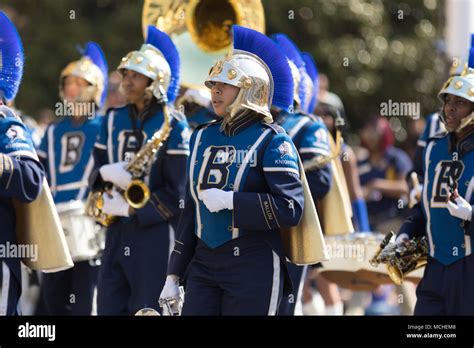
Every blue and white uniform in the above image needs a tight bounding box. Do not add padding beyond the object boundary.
[399,129,474,314]
[413,112,444,178]
[38,116,103,315]
[169,119,304,315]
[92,104,190,314]
[0,107,44,315]
[0,12,45,316]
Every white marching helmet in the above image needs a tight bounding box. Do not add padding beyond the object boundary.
[205,25,294,122]
[438,67,474,132]
[117,26,180,103]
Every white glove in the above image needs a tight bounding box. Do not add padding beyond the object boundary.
[99,162,132,190]
[395,233,409,244]
[159,275,181,314]
[198,188,234,213]
[408,183,423,208]
[102,189,130,217]
[447,196,472,222]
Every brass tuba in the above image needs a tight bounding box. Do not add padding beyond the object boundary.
[370,231,428,285]
[142,0,266,88]
[86,104,172,226]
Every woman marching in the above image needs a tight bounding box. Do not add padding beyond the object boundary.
[160,25,305,315]
[90,26,190,315]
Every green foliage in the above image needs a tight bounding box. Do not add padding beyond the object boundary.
[2,0,448,134]
[263,0,447,131]
[1,0,143,116]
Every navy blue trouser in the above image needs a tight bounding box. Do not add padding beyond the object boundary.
[0,260,21,315]
[42,260,98,315]
[415,255,474,315]
[97,218,172,315]
[182,238,283,316]
[278,263,307,315]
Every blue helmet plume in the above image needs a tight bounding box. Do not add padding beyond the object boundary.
[469,33,474,69]
[83,42,108,107]
[146,26,181,102]
[233,25,294,112]
[271,33,307,110]
[0,12,24,101]
[302,52,319,113]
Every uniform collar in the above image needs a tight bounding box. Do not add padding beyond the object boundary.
[449,125,474,156]
[220,110,262,136]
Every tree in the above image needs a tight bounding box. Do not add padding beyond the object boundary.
[263,0,446,137]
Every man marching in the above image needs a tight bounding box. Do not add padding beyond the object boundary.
[396,66,474,315]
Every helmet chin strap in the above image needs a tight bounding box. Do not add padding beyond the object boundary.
[441,110,474,133]
[456,111,474,133]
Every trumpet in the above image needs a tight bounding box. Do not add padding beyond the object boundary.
[86,104,172,226]
[370,231,428,285]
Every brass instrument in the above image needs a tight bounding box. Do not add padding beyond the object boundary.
[280,156,329,265]
[142,0,265,87]
[309,113,354,235]
[14,178,74,272]
[86,105,172,226]
[303,127,343,171]
[370,231,428,285]
[135,286,185,316]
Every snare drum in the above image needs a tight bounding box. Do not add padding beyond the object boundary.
[320,233,424,291]
[56,200,103,262]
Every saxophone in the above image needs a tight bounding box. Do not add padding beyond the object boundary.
[369,231,428,285]
[86,104,172,226]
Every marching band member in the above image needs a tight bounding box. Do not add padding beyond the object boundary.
[270,34,332,315]
[161,25,303,315]
[396,67,474,315]
[37,42,108,315]
[409,39,472,205]
[0,12,45,315]
[91,26,190,315]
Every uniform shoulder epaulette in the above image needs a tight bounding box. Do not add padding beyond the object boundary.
[264,122,285,134]
[427,129,449,142]
[194,119,222,131]
[0,105,21,120]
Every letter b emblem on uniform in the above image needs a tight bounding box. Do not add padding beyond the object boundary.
[199,146,236,190]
